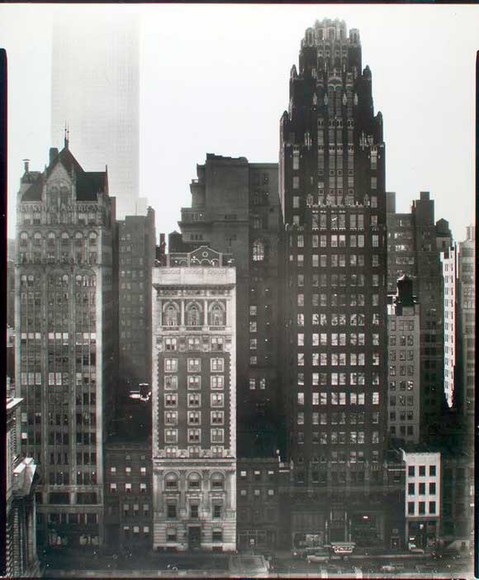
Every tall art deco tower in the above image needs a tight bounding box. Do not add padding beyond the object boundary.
[280,20,388,488]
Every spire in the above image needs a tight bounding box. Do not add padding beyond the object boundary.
[64,122,70,149]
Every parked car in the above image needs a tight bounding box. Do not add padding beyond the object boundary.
[409,546,425,554]
[306,550,330,563]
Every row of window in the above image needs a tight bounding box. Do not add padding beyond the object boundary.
[407,465,437,477]
[164,526,223,542]
[109,466,148,476]
[296,371,376,386]
[298,352,381,366]
[19,231,98,243]
[164,337,224,352]
[298,293,380,307]
[295,392,379,405]
[162,303,225,327]
[290,233,380,249]
[164,393,224,408]
[297,332,379,346]
[298,313,380,326]
[164,428,225,444]
[407,501,437,516]
[297,430,380,444]
[164,472,224,489]
[389,395,415,407]
[164,411,224,426]
[109,483,148,493]
[164,375,224,390]
[164,358,225,373]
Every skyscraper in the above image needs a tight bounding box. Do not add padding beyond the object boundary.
[151,246,237,552]
[51,14,139,218]
[15,142,117,548]
[280,18,388,479]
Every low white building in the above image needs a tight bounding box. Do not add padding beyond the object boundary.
[401,450,441,550]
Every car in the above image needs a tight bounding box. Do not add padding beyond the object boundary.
[380,564,396,572]
[409,546,425,554]
[306,551,330,563]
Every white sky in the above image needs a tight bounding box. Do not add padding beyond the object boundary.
[1,4,477,241]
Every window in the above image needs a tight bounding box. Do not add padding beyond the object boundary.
[213,505,222,519]
[165,338,177,351]
[188,429,201,443]
[211,393,224,407]
[165,474,178,490]
[429,501,436,514]
[165,376,178,390]
[164,304,178,326]
[418,502,425,515]
[419,465,426,477]
[211,376,224,390]
[167,504,177,519]
[188,473,201,489]
[429,465,436,477]
[252,240,265,261]
[188,375,201,390]
[211,337,224,351]
[186,303,201,326]
[190,504,199,518]
[408,502,415,515]
[188,358,201,372]
[165,358,178,373]
[212,531,223,543]
[210,304,225,326]
[211,358,224,372]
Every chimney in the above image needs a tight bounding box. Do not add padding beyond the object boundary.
[49,147,59,165]
[23,159,30,173]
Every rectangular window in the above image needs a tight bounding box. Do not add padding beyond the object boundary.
[187,358,201,372]
[211,358,224,372]
[211,375,224,390]
[164,358,178,372]
[188,375,201,390]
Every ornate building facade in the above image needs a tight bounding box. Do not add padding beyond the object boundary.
[15,141,117,547]
[152,247,237,551]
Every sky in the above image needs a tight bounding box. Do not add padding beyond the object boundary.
[1,4,477,242]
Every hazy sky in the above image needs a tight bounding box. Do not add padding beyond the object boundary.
[1,4,477,242]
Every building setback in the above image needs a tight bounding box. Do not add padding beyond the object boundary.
[387,276,421,444]
[15,141,117,547]
[175,154,283,457]
[386,192,447,443]
[152,246,237,552]
[280,18,388,479]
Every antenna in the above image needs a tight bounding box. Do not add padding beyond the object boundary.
[64,121,70,148]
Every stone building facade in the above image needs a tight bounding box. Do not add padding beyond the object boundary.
[15,141,117,547]
[152,247,237,551]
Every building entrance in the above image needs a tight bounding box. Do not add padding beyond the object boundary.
[188,526,201,551]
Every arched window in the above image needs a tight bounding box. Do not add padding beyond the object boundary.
[61,232,69,243]
[211,473,224,490]
[74,232,83,244]
[164,304,178,327]
[88,232,97,246]
[186,303,201,327]
[164,473,178,490]
[33,232,42,246]
[209,303,224,326]
[252,240,265,262]
[19,232,29,247]
[188,472,201,490]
